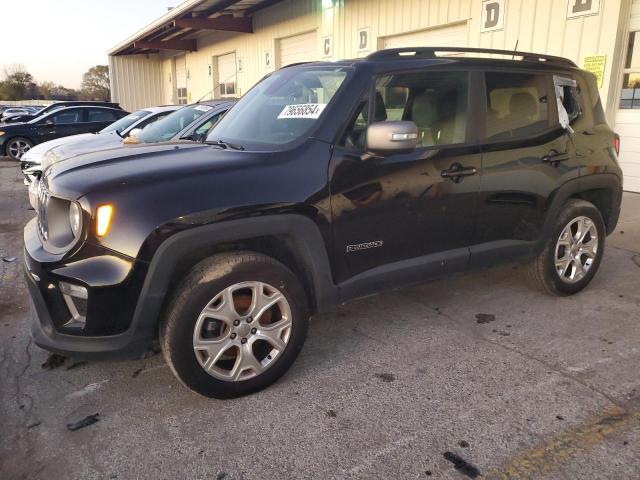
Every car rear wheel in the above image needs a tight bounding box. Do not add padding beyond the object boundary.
[6,137,33,160]
[527,199,605,295]
[160,251,309,398]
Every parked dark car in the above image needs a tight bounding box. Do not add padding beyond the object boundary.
[0,106,129,160]
[25,48,622,399]
[2,101,122,124]
[127,99,235,144]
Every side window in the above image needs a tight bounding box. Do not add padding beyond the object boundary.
[374,71,469,147]
[51,109,82,124]
[485,72,549,140]
[194,113,223,137]
[87,109,119,122]
[553,76,582,127]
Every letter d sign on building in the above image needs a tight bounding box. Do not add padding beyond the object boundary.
[481,0,505,33]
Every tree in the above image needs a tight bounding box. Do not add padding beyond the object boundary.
[80,65,110,101]
[0,64,38,100]
[38,81,79,100]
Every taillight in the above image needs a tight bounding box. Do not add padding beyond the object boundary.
[614,134,620,156]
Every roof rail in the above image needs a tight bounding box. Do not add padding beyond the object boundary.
[366,47,577,67]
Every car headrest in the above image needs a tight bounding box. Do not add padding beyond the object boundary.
[411,91,436,128]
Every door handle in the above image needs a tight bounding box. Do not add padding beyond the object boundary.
[541,149,569,164]
[441,162,477,183]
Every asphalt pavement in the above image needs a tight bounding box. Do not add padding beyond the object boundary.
[1,156,639,479]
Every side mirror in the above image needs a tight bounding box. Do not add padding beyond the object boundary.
[128,128,142,137]
[365,121,418,155]
[44,119,54,126]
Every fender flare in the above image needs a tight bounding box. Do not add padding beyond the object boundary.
[128,214,338,340]
[540,173,622,243]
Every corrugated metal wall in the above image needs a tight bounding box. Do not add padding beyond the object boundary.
[109,0,627,114]
[187,0,318,101]
[108,54,165,111]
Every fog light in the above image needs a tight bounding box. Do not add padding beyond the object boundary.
[59,281,88,329]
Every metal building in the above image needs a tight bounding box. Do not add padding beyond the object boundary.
[108,0,640,192]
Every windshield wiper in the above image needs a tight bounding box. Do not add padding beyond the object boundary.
[205,139,245,151]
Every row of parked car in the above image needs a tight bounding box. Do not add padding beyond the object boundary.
[0,104,46,122]
[0,98,235,198]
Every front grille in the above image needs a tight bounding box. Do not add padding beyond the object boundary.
[36,181,50,241]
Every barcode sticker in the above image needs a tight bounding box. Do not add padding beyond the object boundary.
[277,103,326,119]
[194,105,213,112]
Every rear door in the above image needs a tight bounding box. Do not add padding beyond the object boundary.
[85,108,122,132]
[38,108,85,142]
[471,70,579,266]
[330,68,483,293]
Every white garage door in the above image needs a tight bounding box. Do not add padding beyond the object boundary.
[614,0,640,192]
[383,22,468,51]
[217,52,237,98]
[175,55,187,104]
[277,31,317,68]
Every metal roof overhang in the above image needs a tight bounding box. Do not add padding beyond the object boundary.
[108,0,285,56]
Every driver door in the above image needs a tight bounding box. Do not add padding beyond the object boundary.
[329,69,483,296]
[38,108,84,143]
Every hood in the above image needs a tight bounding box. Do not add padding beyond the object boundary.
[44,141,266,200]
[22,133,95,163]
[1,114,35,123]
[0,120,32,129]
[44,131,123,167]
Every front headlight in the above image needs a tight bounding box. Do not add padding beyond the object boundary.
[69,202,82,237]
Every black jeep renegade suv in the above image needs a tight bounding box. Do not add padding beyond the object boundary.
[24,47,623,398]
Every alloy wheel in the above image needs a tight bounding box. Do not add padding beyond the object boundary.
[554,216,598,283]
[192,281,292,381]
[8,139,31,160]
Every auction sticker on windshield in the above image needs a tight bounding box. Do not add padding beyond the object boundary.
[194,105,213,112]
[278,103,326,119]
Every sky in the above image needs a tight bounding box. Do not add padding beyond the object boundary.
[0,0,181,88]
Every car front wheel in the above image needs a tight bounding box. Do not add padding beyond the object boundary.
[527,199,605,295]
[160,251,310,398]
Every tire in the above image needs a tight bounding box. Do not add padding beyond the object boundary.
[5,137,33,161]
[527,199,605,296]
[160,251,310,398]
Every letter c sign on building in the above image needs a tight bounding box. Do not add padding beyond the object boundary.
[481,0,505,33]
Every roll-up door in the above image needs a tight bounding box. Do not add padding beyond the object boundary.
[383,23,468,51]
[277,31,318,68]
[614,0,640,192]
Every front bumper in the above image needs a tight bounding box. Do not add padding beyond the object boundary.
[24,218,154,359]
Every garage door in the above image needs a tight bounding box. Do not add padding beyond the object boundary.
[383,22,468,51]
[175,55,187,104]
[217,52,237,98]
[277,31,317,68]
[614,0,640,192]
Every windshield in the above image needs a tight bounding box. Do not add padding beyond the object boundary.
[101,110,151,134]
[137,104,213,143]
[206,67,348,149]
